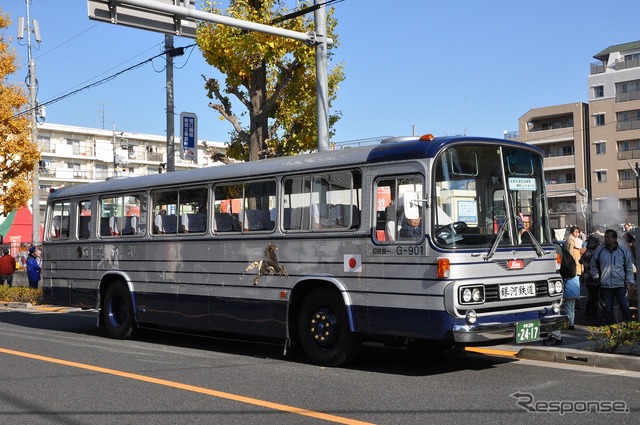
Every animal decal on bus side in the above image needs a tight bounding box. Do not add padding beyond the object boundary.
[244,242,289,285]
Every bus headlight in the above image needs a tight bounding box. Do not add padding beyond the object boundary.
[459,286,484,304]
[465,310,477,325]
[555,281,563,294]
[548,280,563,295]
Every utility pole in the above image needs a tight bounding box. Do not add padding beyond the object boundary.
[314,1,329,152]
[165,34,175,172]
[19,0,42,245]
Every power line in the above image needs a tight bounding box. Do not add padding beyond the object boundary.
[13,44,197,119]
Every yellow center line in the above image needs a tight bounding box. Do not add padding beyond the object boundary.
[0,347,374,425]
[464,346,519,357]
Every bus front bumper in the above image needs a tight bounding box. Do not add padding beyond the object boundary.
[451,314,569,344]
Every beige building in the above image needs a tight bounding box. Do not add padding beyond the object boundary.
[588,40,640,228]
[35,122,227,223]
[515,103,590,232]
[510,40,640,233]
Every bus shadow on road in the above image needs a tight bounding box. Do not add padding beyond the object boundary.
[0,309,516,376]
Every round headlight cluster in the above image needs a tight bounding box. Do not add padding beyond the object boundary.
[548,280,563,295]
[461,287,482,303]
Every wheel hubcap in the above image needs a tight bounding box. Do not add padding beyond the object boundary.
[309,308,338,347]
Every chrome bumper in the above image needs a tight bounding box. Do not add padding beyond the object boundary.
[452,314,568,344]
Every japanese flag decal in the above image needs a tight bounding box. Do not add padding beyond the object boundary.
[344,254,362,272]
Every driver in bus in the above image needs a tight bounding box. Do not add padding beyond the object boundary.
[399,215,422,240]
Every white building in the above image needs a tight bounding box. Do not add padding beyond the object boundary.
[35,122,227,220]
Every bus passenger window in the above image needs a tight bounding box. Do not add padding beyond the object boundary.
[49,201,71,241]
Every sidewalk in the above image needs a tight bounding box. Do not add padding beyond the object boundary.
[494,306,640,372]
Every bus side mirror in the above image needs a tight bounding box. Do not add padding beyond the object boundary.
[403,192,419,220]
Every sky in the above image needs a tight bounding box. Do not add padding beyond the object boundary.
[3,0,640,146]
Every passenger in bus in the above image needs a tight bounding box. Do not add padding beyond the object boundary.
[109,215,119,236]
[154,209,166,234]
[399,216,422,240]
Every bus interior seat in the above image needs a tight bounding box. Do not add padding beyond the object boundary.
[100,217,112,237]
[162,214,178,234]
[78,216,91,238]
[244,209,265,231]
[121,216,138,235]
[214,212,234,232]
[182,213,206,233]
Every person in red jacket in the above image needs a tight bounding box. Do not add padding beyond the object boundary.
[0,248,17,287]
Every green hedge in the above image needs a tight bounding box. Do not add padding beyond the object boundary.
[589,321,640,354]
[0,284,44,305]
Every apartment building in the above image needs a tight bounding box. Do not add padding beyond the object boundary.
[515,103,590,232]
[509,40,640,233]
[588,40,640,228]
[34,122,227,222]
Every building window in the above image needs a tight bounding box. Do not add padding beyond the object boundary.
[565,173,575,183]
[561,145,574,156]
[594,114,605,126]
[593,85,604,98]
[620,169,634,181]
[622,199,634,210]
[595,170,607,183]
[595,142,606,154]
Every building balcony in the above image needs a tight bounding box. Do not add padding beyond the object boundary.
[543,154,575,169]
[617,149,640,160]
[545,182,577,194]
[615,57,640,71]
[616,91,640,103]
[617,118,640,131]
[590,62,606,75]
[619,179,637,190]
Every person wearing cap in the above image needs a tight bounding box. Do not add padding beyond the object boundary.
[0,248,16,287]
[26,245,42,289]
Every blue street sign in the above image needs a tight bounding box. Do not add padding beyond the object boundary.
[180,112,197,162]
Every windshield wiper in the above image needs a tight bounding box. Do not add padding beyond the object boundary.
[484,218,509,261]
[517,214,546,258]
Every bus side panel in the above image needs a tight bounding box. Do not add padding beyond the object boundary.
[42,244,72,306]
[208,295,287,338]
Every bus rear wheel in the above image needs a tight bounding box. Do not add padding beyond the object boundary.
[297,287,362,366]
[102,282,136,339]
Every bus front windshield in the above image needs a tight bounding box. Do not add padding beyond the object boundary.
[432,144,552,248]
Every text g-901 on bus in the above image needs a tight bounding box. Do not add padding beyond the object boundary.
[42,134,568,366]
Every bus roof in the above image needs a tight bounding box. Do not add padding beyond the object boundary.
[47,135,538,200]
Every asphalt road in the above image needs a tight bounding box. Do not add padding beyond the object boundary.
[1,308,639,424]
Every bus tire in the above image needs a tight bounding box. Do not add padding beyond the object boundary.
[298,287,362,366]
[102,282,136,339]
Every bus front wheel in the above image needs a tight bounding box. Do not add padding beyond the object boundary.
[297,288,361,366]
[102,282,136,339]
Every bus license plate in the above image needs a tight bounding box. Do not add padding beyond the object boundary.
[516,319,540,343]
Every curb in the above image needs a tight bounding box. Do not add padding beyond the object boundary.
[517,346,640,372]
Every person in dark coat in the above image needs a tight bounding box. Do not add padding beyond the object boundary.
[26,245,41,289]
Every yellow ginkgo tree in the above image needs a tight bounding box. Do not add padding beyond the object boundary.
[0,8,40,215]
[198,0,344,161]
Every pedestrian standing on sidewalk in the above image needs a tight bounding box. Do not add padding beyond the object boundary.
[590,229,634,325]
[26,245,41,289]
[566,226,586,309]
[0,248,16,287]
[560,242,580,330]
[580,236,602,320]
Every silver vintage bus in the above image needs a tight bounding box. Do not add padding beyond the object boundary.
[42,134,567,366]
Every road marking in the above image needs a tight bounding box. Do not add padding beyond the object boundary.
[464,346,518,357]
[0,347,374,425]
